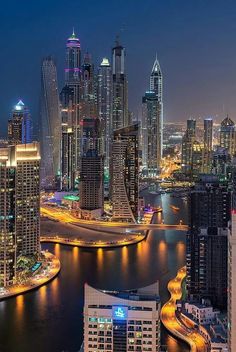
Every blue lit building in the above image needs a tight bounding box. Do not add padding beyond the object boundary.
[84,281,161,351]
[8,100,32,145]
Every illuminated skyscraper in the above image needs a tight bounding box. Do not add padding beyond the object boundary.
[40,57,61,189]
[142,91,162,175]
[65,29,81,85]
[98,58,112,172]
[203,118,213,173]
[0,149,16,287]
[220,115,235,157]
[112,38,128,130]
[141,57,163,175]
[229,212,236,352]
[186,175,230,310]
[84,281,161,352]
[79,149,104,220]
[181,119,204,179]
[80,52,97,121]
[0,143,40,287]
[8,100,32,145]
[60,30,81,190]
[111,124,139,223]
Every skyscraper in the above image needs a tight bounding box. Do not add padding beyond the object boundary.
[65,29,81,85]
[203,118,213,172]
[111,124,139,223]
[14,143,41,257]
[229,211,236,352]
[79,150,104,220]
[98,58,112,173]
[0,148,16,287]
[84,281,161,352]
[40,57,61,189]
[141,57,163,175]
[60,31,81,190]
[181,119,204,179]
[220,115,235,157]
[112,38,128,130]
[186,175,231,310]
[8,100,32,145]
[142,91,162,175]
[0,143,41,287]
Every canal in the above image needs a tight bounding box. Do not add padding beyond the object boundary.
[0,193,189,352]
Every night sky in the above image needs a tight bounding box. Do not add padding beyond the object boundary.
[1,0,236,135]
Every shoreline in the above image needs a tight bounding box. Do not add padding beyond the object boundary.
[0,251,60,301]
[40,232,146,248]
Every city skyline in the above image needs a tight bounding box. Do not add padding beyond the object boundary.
[1,1,236,134]
[1,2,236,351]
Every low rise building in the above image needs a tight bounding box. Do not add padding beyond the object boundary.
[84,281,161,352]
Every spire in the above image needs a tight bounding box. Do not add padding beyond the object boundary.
[71,27,76,38]
[151,55,161,74]
[14,100,25,111]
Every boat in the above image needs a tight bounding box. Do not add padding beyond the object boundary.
[170,205,180,211]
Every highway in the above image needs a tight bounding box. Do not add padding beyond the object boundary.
[161,267,209,352]
[41,206,188,231]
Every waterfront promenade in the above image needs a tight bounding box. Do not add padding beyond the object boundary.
[0,252,60,301]
[161,267,209,352]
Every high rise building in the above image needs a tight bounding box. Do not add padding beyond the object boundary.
[186,175,231,310]
[150,56,163,158]
[80,52,97,121]
[40,57,61,189]
[14,143,41,257]
[141,57,163,175]
[84,281,161,352]
[111,124,139,223]
[142,91,162,175]
[0,149,16,287]
[220,115,235,157]
[0,143,40,287]
[229,212,236,352]
[112,38,128,130]
[81,118,100,156]
[79,150,104,220]
[65,29,81,85]
[181,119,204,179]
[8,100,32,145]
[203,118,213,172]
[60,30,81,190]
[98,58,112,173]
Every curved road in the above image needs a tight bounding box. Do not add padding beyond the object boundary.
[161,267,209,352]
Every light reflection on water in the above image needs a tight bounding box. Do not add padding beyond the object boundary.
[0,193,189,352]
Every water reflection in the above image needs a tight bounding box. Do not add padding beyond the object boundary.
[54,243,60,257]
[72,246,79,263]
[16,295,24,321]
[0,193,188,352]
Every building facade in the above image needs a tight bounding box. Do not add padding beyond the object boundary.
[0,143,40,287]
[112,39,128,130]
[203,118,213,172]
[60,31,81,190]
[228,212,236,352]
[186,175,230,310]
[40,57,61,189]
[8,100,32,145]
[220,116,235,157]
[141,57,163,175]
[79,150,104,220]
[111,124,139,223]
[142,91,162,175]
[0,149,16,287]
[84,281,161,352]
[97,58,112,173]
